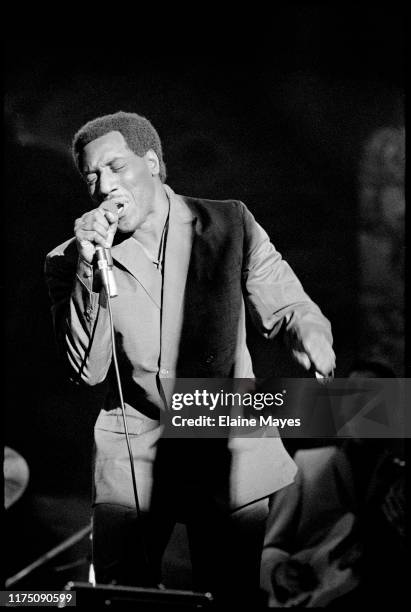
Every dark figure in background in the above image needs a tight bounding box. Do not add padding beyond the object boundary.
[45,111,335,605]
[332,361,406,608]
[260,360,405,608]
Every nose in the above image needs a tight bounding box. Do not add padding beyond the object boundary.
[97,168,118,199]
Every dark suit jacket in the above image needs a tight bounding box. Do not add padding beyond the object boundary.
[45,186,332,510]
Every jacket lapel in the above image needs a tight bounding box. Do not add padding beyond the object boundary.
[110,186,197,362]
[111,237,162,308]
[160,187,195,371]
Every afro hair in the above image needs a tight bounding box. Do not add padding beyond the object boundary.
[72,111,167,182]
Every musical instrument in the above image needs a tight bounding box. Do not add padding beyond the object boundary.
[4,446,30,509]
[271,513,360,608]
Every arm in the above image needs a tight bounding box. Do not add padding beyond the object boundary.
[241,203,335,375]
[45,202,121,385]
[45,243,112,385]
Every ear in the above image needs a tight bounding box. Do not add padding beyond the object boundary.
[144,149,160,177]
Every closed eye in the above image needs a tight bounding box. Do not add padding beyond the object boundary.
[111,163,127,172]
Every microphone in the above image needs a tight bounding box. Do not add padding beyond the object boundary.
[94,201,124,298]
[95,246,118,297]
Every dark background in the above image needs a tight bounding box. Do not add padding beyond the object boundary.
[4,6,405,589]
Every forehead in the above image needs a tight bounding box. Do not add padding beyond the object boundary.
[81,131,130,169]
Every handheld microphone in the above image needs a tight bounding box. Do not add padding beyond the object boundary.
[95,246,118,297]
[94,201,124,297]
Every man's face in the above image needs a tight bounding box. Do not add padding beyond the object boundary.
[81,130,157,233]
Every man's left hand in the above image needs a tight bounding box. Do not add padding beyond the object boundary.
[291,331,336,376]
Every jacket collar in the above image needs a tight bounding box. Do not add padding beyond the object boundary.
[110,185,195,307]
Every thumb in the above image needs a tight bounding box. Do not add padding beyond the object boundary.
[101,209,119,248]
[106,220,118,247]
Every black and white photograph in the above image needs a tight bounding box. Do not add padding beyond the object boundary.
[4,7,406,609]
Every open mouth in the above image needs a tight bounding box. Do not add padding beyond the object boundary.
[116,203,125,217]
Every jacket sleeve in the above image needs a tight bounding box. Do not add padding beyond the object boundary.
[45,244,112,386]
[241,203,333,346]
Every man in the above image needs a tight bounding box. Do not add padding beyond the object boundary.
[45,111,335,604]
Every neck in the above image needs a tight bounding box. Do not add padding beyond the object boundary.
[132,184,170,253]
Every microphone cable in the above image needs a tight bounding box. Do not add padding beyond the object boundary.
[103,281,153,586]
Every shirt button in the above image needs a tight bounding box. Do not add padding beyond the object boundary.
[160,368,169,376]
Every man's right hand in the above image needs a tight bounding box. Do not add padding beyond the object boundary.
[74,205,119,264]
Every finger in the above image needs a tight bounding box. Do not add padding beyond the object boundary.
[305,338,335,363]
[76,230,111,248]
[104,210,119,225]
[303,339,336,375]
[77,224,110,247]
[75,210,109,232]
[313,355,336,376]
[86,208,110,224]
[106,223,118,243]
[314,363,335,378]
[104,213,119,245]
[99,200,122,217]
[80,219,110,236]
[292,350,311,371]
[94,207,111,224]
